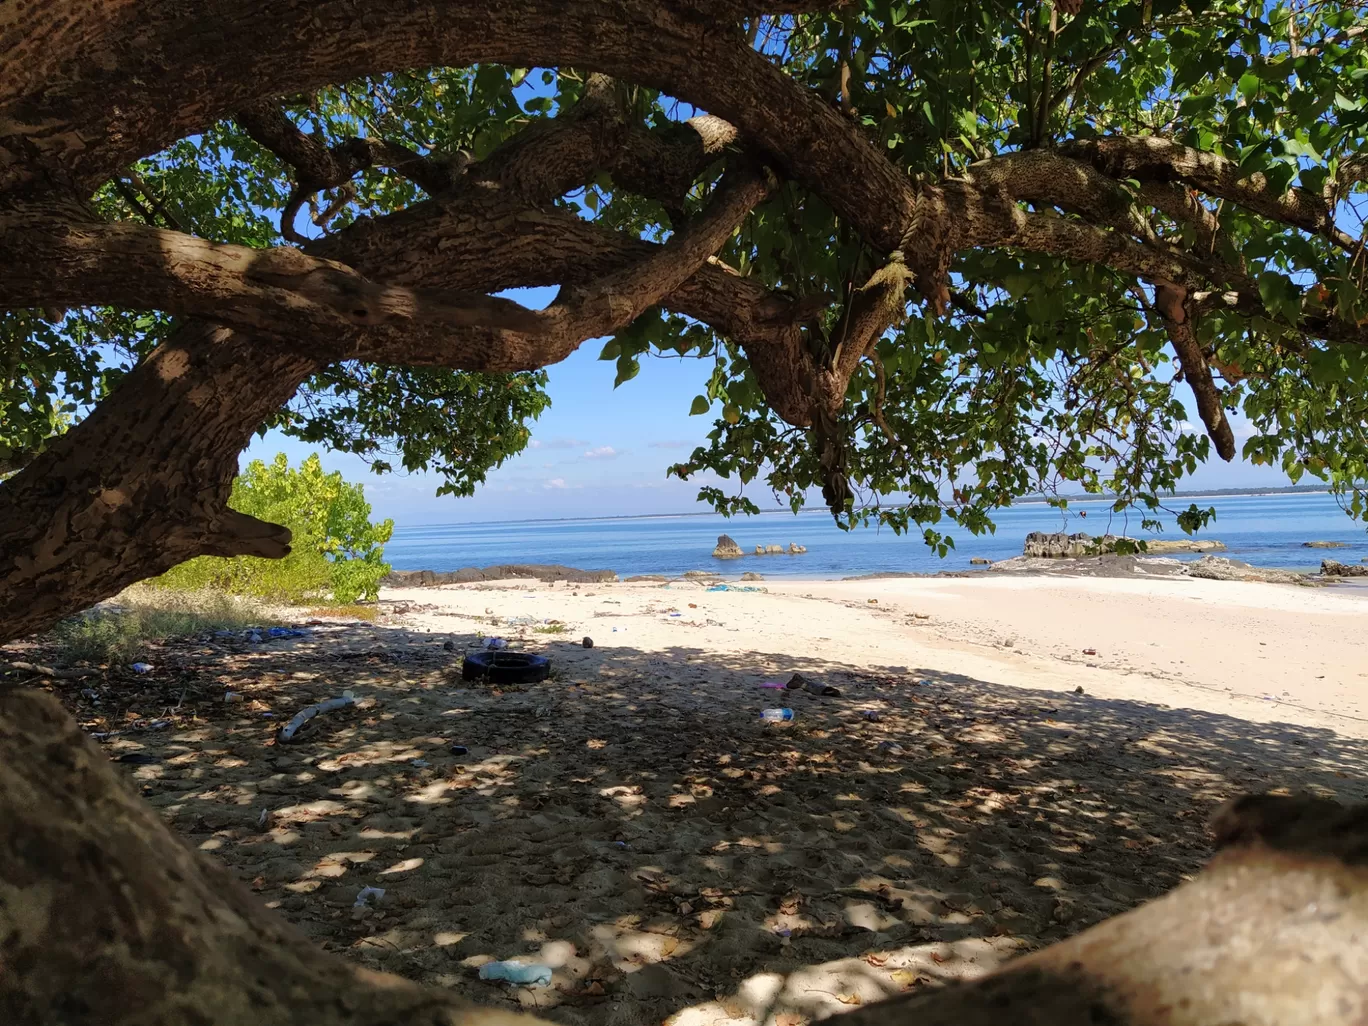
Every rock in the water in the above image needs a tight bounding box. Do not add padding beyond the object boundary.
[1304,540,1348,548]
[712,534,744,559]
[1143,538,1226,554]
[755,545,765,555]
[969,557,991,565]
[787,543,807,554]
[383,564,617,587]
[742,572,765,581]
[1321,560,1368,577]
[1185,556,1311,585]
[766,544,784,554]
[1022,531,1224,557]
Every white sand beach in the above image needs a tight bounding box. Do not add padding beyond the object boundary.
[88,573,1368,1025]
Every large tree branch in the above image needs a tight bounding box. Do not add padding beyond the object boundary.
[1061,135,1358,251]
[0,203,547,350]
[345,164,774,369]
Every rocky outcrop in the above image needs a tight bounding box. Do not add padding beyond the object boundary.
[1304,540,1348,548]
[682,570,721,579]
[624,575,669,583]
[969,557,991,565]
[742,571,765,581]
[1321,560,1368,577]
[753,544,796,555]
[1185,556,1311,585]
[383,564,618,587]
[711,534,744,559]
[1144,538,1226,554]
[788,543,807,554]
[1023,531,1224,557]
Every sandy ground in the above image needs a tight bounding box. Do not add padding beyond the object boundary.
[49,574,1368,1025]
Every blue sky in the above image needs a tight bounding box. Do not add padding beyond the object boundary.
[242,293,1297,527]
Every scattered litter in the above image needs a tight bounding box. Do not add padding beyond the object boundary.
[113,752,161,765]
[485,637,509,650]
[260,711,275,718]
[450,745,469,757]
[759,681,787,689]
[277,690,357,743]
[789,672,839,697]
[130,662,153,674]
[506,616,539,626]
[353,886,386,908]
[867,598,878,605]
[267,627,308,639]
[258,809,271,828]
[143,719,171,730]
[247,631,264,644]
[1082,648,1097,656]
[878,741,905,756]
[478,961,553,987]
[411,758,430,768]
[760,708,795,723]
[863,710,883,722]
[223,691,243,703]
[669,613,682,618]
[774,927,792,938]
[582,637,594,649]
[613,840,629,849]
[706,584,765,593]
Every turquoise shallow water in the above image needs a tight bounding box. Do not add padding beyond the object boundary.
[385,492,1368,580]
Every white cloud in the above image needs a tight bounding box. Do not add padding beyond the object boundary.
[648,440,693,449]
[584,446,621,460]
[532,437,589,450]
[544,478,568,489]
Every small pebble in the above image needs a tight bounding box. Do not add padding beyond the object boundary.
[582,637,594,648]
[450,745,469,757]
[1074,686,1085,695]
[443,640,456,652]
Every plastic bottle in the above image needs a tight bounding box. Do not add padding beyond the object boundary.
[760,708,794,722]
[478,960,553,986]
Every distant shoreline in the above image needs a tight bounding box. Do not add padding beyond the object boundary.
[397,486,1335,531]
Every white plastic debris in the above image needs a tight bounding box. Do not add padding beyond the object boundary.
[277,690,356,743]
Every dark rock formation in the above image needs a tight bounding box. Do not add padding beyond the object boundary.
[1321,560,1368,577]
[711,534,744,558]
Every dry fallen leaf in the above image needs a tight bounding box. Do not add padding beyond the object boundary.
[837,993,863,1006]
[890,969,920,989]
[864,952,890,967]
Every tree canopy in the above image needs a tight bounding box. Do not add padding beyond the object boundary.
[2,0,1367,638]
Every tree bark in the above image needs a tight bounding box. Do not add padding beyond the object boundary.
[0,323,318,642]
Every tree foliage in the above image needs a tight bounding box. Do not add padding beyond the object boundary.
[3,0,1368,639]
[155,454,394,604]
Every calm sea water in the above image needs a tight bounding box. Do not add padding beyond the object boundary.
[385,492,1368,580]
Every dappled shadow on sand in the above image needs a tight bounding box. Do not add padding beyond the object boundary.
[46,617,1368,1026]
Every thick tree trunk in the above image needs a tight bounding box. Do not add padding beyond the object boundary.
[0,323,318,643]
[0,685,552,1026]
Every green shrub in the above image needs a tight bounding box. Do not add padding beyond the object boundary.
[154,453,393,604]
[54,586,278,665]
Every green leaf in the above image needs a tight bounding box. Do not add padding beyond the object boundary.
[689,395,711,416]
